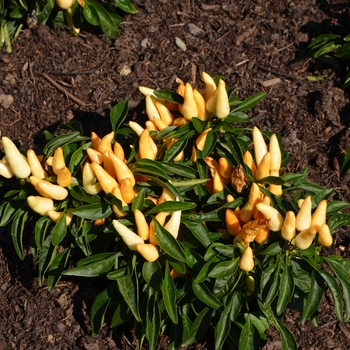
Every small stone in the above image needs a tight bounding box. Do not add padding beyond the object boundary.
[175,37,187,51]
[188,23,204,36]
[119,64,132,76]
[0,94,14,109]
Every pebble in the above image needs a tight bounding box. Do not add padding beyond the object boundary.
[0,94,14,109]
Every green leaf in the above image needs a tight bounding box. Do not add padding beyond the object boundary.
[340,147,350,176]
[153,89,184,104]
[181,218,212,248]
[117,275,142,322]
[51,212,67,246]
[327,200,350,215]
[34,216,52,255]
[69,185,101,204]
[114,0,137,14]
[196,257,222,283]
[208,258,239,279]
[263,259,281,306]
[142,260,163,292]
[318,269,344,321]
[224,110,250,123]
[274,319,298,350]
[63,254,118,277]
[192,280,222,309]
[302,270,324,323]
[111,300,132,327]
[161,260,178,324]
[72,203,113,220]
[161,162,197,179]
[48,248,71,292]
[145,201,196,215]
[163,131,194,162]
[215,298,233,350]
[11,208,29,260]
[191,117,206,133]
[43,131,81,156]
[68,142,90,175]
[182,307,212,346]
[153,217,187,262]
[38,233,57,287]
[110,98,129,134]
[0,200,26,227]
[91,283,116,336]
[202,130,218,158]
[146,292,161,350]
[238,314,255,350]
[276,258,294,315]
[233,92,266,112]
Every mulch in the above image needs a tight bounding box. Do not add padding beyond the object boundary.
[1,0,350,349]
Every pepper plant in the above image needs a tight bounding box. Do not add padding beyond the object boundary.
[1,72,350,350]
[0,0,136,52]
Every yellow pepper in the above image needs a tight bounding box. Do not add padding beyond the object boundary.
[27,196,54,216]
[27,149,48,179]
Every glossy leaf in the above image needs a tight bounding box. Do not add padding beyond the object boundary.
[161,260,178,324]
[48,248,71,292]
[318,269,343,321]
[208,258,239,279]
[146,292,161,350]
[63,254,118,277]
[215,298,233,350]
[117,275,142,322]
[233,92,266,112]
[238,314,255,350]
[72,203,113,220]
[276,259,294,315]
[182,307,212,346]
[302,270,324,323]
[153,89,184,104]
[275,319,298,350]
[110,98,129,133]
[145,201,196,215]
[11,208,28,260]
[181,218,212,248]
[192,280,222,309]
[153,217,187,262]
[142,260,163,292]
[91,283,116,336]
[51,212,67,246]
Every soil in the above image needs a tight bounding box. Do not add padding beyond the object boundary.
[1,0,350,349]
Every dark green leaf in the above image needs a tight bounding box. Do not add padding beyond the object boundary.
[233,92,266,112]
[153,217,187,262]
[192,280,222,309]
[48,248,71,292]
[238,314,255,350]
[224,111,250,123]
[208,258,239,279]
[274,319,298,350]
[182,307,212,346]
[215,298,232,350]
[69,185,101,204]
[302,270,324,323]
[51,212,67,246]
[146,292,161,350]
[11,208,28,260]
[153,90,184,104]
[114,0,138,14]
[72,203,113,220]
[142,260,163,292]
[110,98,129,133]
[117,275,142,322]
[161,260,178,324]
[318,269,343,321]
[38,233,57,287]
[68,142,90,175]
[91,283,116,336]
[202,130,218,158]
[181,218,212,248]
[276,259,294,315]
[145,201,196,215]
[63,254,118,277]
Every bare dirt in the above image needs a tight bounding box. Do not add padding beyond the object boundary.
[1,0,350,349]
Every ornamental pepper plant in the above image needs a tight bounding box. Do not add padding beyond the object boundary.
[1,71,350,350]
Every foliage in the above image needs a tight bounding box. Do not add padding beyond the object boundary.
[300,33,350,89]
[1,72,350,350]
[0,0,137,52]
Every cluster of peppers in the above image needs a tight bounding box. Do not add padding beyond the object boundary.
[0,71,333,277]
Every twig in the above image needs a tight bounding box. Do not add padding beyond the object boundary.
[50,65,103,76]
[278,43,294,52]
[41,72,88,107]
[258,65,303,85]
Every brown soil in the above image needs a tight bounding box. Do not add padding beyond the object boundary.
[1,0,350,349]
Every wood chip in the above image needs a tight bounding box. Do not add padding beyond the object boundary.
[261,78,281,87]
